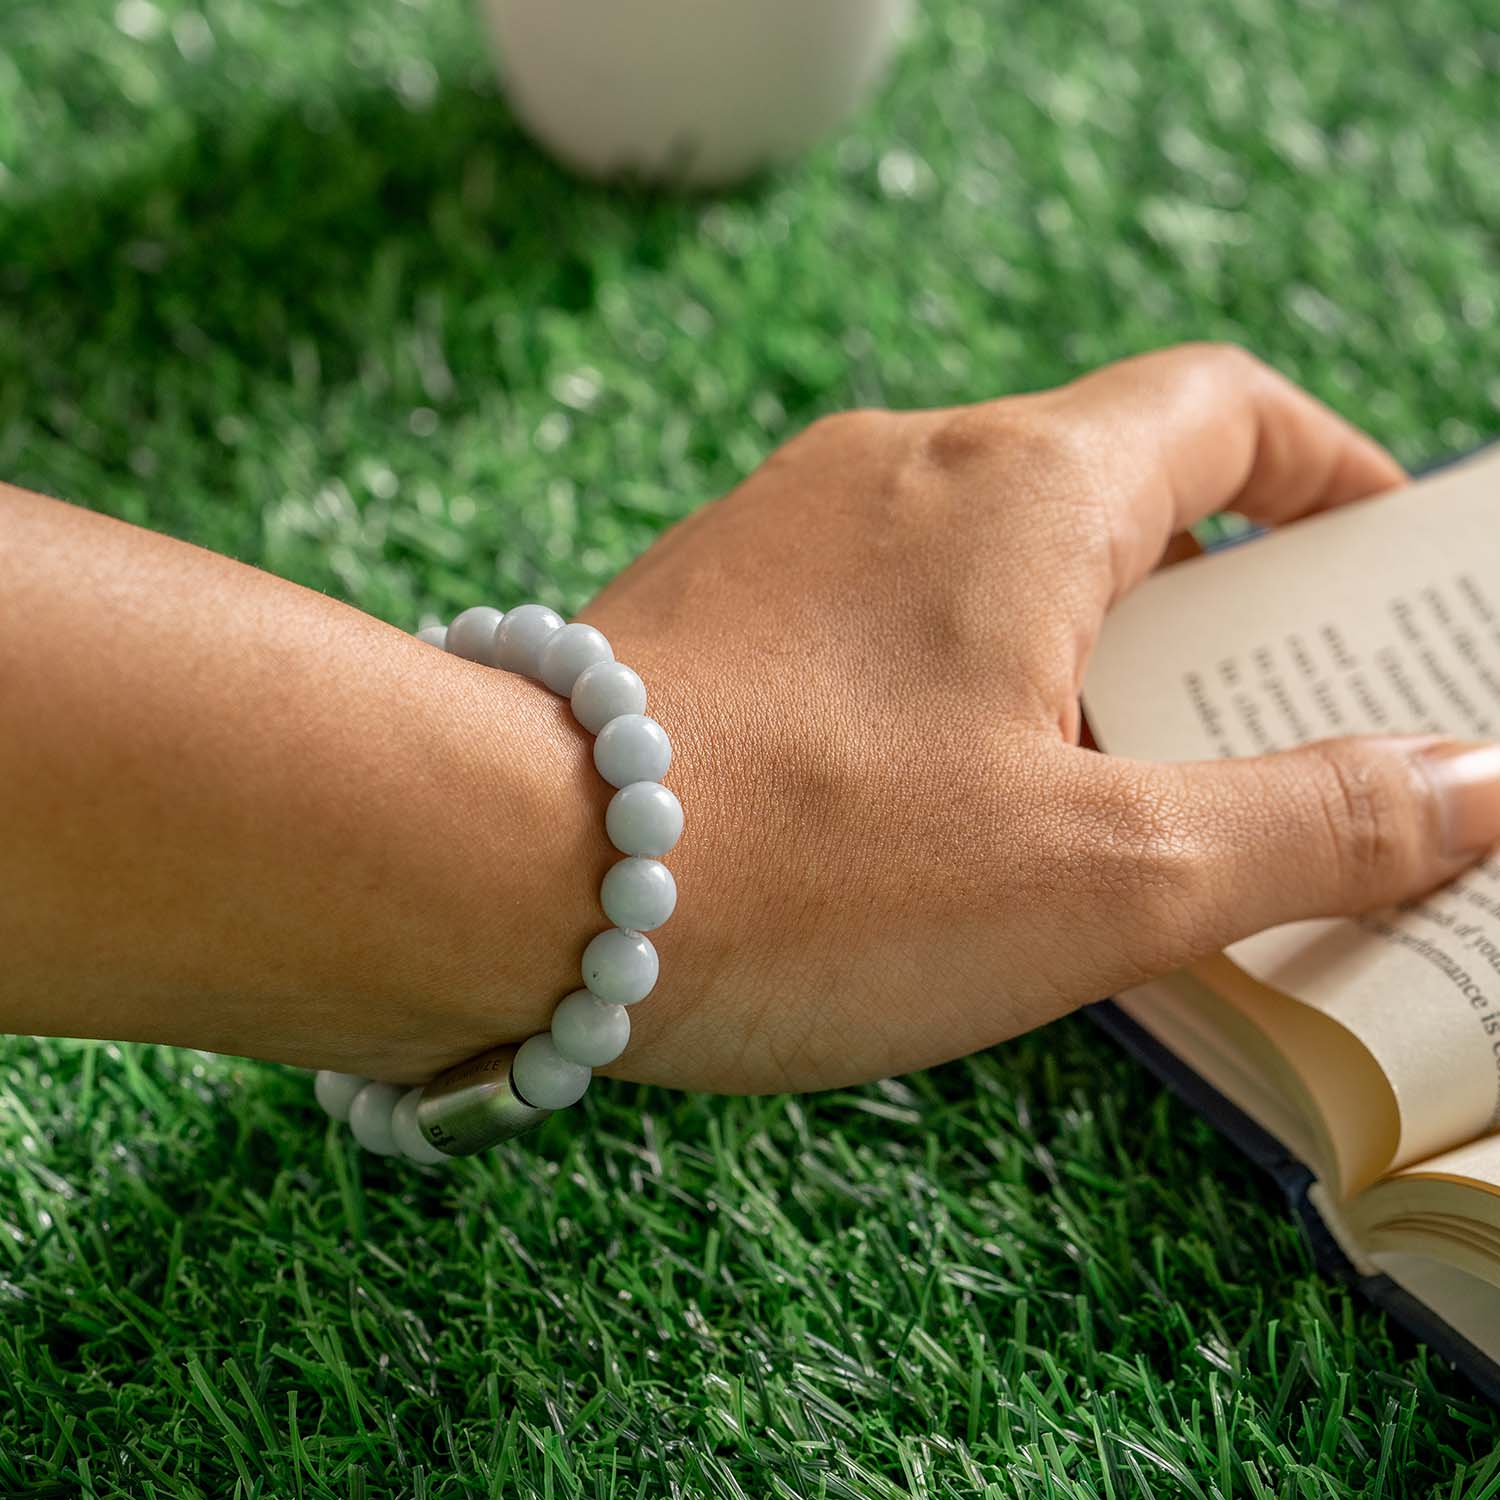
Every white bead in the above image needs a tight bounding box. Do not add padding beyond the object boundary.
[581,927,659,1005]
[446,605,504,663]
[491,603,563,676]
[512,1033,592,1109]
[550,989,631,1067]
[606,782,684,857]
[314,1070,368,1123]
[594,713,671,788]
[571,660,647,734]
[600,857,676,931]
[348,1082,403,1156]
[538,623,614,697]
[416,623,448,649]
[391,1087,448,1164]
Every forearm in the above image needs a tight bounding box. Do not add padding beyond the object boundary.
[0,482,610,1081]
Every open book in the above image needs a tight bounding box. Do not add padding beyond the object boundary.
[1082,445,1500,1389]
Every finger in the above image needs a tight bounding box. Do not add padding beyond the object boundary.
[1078,736,1500,969]
[1043,342,1405,603]
[1158,531,1202,569]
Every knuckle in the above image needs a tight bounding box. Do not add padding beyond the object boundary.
[920,404,1093,486]
[1308,743,1414,897]
[1174,339,1265,382]
[1065,769,1214,959]
[1123,827,1211,950]
[919,407,1003,472]
[1185,341,1293,409]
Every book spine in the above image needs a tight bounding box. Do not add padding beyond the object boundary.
[1087,998,1500,1404]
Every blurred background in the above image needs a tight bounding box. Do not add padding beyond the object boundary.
[2,0,1499,1493]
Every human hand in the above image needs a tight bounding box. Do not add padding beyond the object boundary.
[580,343,1500,1093]
[16,346,1493,1098]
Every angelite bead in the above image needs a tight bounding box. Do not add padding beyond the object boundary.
[600,857,676,931]
[348,1082,404,1156]
[512,1033,592,1109]
[391,1087,448,1164]
[550,989,631,1068]
[445,605,503,663]
[581,927,659,1005]
[415,623,448,649]
[491,603,563,676]
[538,623,614,697]
[605,781,684,857]
[314,1070,367,1123]
[570,660,647,735]
[594,713,671,788]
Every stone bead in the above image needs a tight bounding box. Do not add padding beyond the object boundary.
[581,927,659,1005]
[512,1033,592,1110]
[605,781,684,857]
[570,660,647,735]
[445,605,503,663]
[600,857,676,931]
[348,1082,404,1156]
[415,623,448,650]
[491,603,563,676]
[538,623,614,697]
[314,1070,368,1123]
[391,1087,448,1164]
[550,989,631,1068]
[594,713,671,788]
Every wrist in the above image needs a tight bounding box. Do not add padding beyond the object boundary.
[381,663,617,1081]
[569,615,738,1089]
[318,603,698,1158]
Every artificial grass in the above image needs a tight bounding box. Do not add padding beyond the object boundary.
[2,0,1499,1492]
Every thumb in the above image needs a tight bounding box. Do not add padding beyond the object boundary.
[1107,736,1500,959]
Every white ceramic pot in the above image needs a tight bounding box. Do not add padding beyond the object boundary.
[482,0,912,188]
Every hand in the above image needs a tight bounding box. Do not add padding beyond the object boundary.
[11,345,1492,1096]
[581,343,1498,1093]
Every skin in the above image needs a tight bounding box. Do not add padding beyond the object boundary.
[2,344,1498,1092]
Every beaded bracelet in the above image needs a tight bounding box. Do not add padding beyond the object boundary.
[311,604,682,1163]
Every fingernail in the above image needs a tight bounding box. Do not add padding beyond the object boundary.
[1417,742,1500,858]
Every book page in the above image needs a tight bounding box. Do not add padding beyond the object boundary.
[1116,963,1399,1197]
[1083,449,1500,1172]
[1387,1131,1500,1193]
[1351,1133,1500,1351]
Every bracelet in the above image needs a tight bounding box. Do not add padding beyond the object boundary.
[310,604,682,1163]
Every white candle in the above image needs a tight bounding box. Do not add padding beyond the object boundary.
[482,0,913,188]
